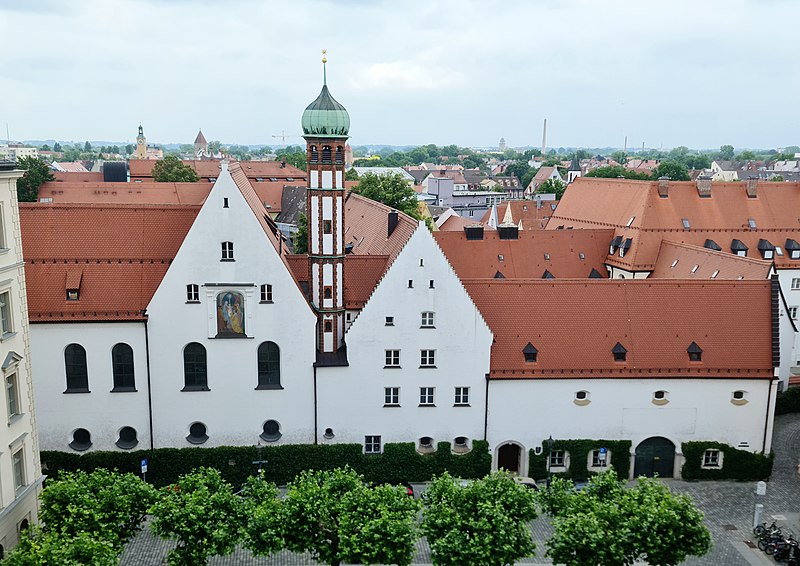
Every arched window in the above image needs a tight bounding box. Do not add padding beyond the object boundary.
[322,145,332,163]
[335,146,344,163]
[310,145,318,163]
[116,426,138,450]
[111,343,135,391]
[256,342,281,389]
[183,343,208,391]
[64,344,89,393]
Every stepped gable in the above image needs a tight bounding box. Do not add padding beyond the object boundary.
[651,241,772,280]
[550,177,800,271]
[462,279,774,379]
[20,203,199,321]
[434,228,612,279]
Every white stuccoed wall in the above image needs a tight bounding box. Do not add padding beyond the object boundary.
[30,322,150,451]
[487,377,774,477]
[146,164,317,448]
[317,224,493,449]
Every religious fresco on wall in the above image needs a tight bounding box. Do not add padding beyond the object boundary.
[216,291,245,336]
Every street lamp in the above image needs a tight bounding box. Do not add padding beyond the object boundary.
[546,435,554,488]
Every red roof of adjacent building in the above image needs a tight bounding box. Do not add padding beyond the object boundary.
[478,200,558,230]
[650,241,772,280]
[20,203,200,321]
[128,159,307,182]
[52,171,104,182]
[344,192,417,262]
[549,177,800,271]
[38,182,213,204]
[463,279,775,379]
[285,254,390,309]
[435,229,613,279]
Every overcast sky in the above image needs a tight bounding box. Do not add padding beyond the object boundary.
[1,0,798,150]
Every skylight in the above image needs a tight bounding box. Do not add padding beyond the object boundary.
[626,217,635,227]
[691,265,699,273]
[579,252,585,260]
[544,253,550,261]
[711,270,719,278]
[671,259,679,268]
[681,218,690,230]
[776,247,784,256]
[748,218,757,229]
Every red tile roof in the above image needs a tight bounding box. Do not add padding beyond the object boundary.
[285,254,390,309]
[38,182,213,204]
[437,213,474,232]
[651,241,772,280]
[128,159,307,182]
[52,171,104,182]
[550,178,800,271]
[478,200,558,230]
[20,203,200,321]
[344,192,417,263]
[434,229,613,279]
[463,279,774,379]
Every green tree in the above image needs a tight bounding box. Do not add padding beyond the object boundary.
[542,471,711,566]
[421,470,538,566]
[684,153,711,170]
[38,468,156,552]
[152,155,200,182]
[293,213,308,253]
[83,141,92,152]
[125,144,134,155]
[737,150,757,161]
[537,178,566,199]
[610,150,627,164]
[504,161,531,185]
[770,174,784,181]
[241,472,284,558]
[344,168,359,181]
[650,160,690,181]
[15,156,54,202]
[282,467,420,566]
[150,467,246,566]
[353,172,419,219]
[584,165,651,180]
[718,144,735,160]
[208,140,222,154]
[5,528,118,566]
[276,149,307,171]
[39,144,50,151]
[521,168,536,189]
[53,142,62,152]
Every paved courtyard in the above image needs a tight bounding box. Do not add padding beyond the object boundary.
[120,414,800,565]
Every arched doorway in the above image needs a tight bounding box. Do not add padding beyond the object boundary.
[634,437,675,478]
[497,443,522,473]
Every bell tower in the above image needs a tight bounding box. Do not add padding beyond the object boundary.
[301,51,350,356]
[134,124,147,159]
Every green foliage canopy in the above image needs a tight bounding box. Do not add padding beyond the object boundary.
[537,178,566,199]
[584,165,651,180]
[240,472,284,558]
[650,160,691,181]
[15,156,54,202]
[150,467,246,566]
[541,471,711,566]
[151,155,200,182]
[353,172,419,219]
[5,528,118,566]
[421,470,538,566]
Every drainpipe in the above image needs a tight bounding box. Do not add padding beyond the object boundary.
[313,364,318,444]
[483,373,490,441]
[143,312,155,451]
[763,378,775,453]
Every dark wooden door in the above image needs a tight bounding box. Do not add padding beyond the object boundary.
[634,437,675,478]
[498,443,521,473]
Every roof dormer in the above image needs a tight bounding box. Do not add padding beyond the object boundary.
[731,239,748,257]
[785,239,800,260]
[757,239,775,260]
[687,341,703,362]
[703,239,722,252]
[612,342,627,362]
[523,343,538,363]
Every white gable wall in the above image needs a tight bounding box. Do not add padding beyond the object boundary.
[146,165,317,448]
[317,224,493,450]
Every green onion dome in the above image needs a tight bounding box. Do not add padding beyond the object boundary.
[301,84,350,137]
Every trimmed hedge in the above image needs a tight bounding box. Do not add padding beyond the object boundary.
[528,439,631,481]
[681,441,773,481]
[775,387,800,415]
[41,440,491,488]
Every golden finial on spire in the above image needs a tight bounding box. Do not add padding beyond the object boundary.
[321,49,327,64]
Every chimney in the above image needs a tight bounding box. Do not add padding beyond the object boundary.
[696,175,712,198]
[746,176,758,198]
[387,210,399,237]
[658,176,669,198]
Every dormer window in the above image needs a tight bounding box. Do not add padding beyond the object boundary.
[523,342,538,363]
[758,239,775,260]
[731,239,748,257]
[609,235,622,255]
[619,238,632,258]
[542,270,554,279]
[704,239,722,251]
[612,342,627,362]
[785,239,800,259]
[687,341,703,362]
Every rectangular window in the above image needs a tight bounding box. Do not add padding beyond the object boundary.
[790,306,798,320]
[0,291,11,334]
[550,450,565,467]
[384,387,399,406]
[0,203,6,249]
[186,284,199,302]
[364,435,381,454]
[793,278,800,290]
[260,284,273,302]
[385,350,400,367]
[454,386,469,405]
[323,220,332,234]
[421,312,435,328]
[221,241,234,261]
[591,449,608,468]
[420,349,436,367]
[12,448,25,492]
[702,449,721,467]
[323,320,333,332]
[385,316,394,326]
[6,373,18,418]
[419,387,435,406]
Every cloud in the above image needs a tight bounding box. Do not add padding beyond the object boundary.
[348,60,465,92]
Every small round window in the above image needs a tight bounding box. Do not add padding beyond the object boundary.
[323,427,335,439]
[420,436,433,448]
[576,391,588,400]
[654,390,666,400]
[187,422,208,445]
[733,390,745,400]
[69,428,92,452]
[260,419,281,442]
[116,426,138,450]
[454,436,468,447]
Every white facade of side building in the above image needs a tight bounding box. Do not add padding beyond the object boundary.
[0,168,43,554]
[317,225,492,449]
[488,377,778,477]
